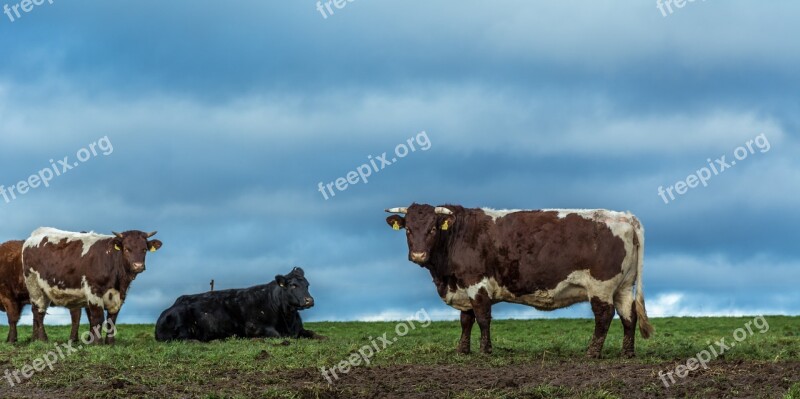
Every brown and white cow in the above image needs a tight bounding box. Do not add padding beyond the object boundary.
[0,240,29,343]
[22,228,163,344]
[385,204,654,358]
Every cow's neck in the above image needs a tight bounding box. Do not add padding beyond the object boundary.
[108,248,137,294]
[426,208,495,288]
[267,284,297,316]
[265,284,300,333]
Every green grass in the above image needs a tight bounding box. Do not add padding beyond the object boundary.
[786,384,800,399]
[0,316,797,398]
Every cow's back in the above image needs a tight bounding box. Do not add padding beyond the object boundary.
[156,290,246,341]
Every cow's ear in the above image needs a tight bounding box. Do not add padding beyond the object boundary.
[112,237,123,251]
[440,215,455,231]
[275,275,288,288]
[148,240,163,252]
[386,215,406,230]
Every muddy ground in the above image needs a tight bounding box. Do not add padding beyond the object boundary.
[2,360,797,398]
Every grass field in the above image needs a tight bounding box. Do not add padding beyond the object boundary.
[0,316,798,398]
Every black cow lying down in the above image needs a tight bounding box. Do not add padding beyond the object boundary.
[155,267,321,342]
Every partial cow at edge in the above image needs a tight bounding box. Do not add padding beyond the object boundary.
[154,267,321,342]
[0,240,29,343]
[22,227,163,344]
[385,203,654,358]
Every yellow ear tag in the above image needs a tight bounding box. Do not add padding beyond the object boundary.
[150,246,157,252]
[392,221,400,230]
[114,244,121,251]
[441,220,449,231]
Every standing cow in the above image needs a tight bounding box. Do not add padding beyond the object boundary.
[385,204,653,358]
[155,267,320,342]
[0,240,29,343]
[22,228,163,344]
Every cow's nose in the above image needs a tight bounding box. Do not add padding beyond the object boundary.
[411,252,428,262]
[305,297,314,307]
[132,262,145,272]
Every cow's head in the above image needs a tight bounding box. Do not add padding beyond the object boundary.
[275,267,314,309]
[385,204,455,265]
[111,230,163,274]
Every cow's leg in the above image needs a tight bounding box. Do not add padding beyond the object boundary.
[2,299,21,343]
[31,303,49,342]
[619,302,638,358]
[105,311,119,345]
[69,308,82,343]
[457,309,475,354]
[471,289,493,354]
[587,297,615,359]
[86,305,105,345]
[614,287,638,358]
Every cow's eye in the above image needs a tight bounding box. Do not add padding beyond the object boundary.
[430,227,437,234]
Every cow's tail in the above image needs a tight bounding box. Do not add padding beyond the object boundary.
[632,216,654,339]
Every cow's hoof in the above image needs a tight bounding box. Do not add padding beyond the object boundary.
[313,334,328,341]
[480,347,492,355]
[622,351,635,359]
[586,352,601,359]
[105,337,116,345]
[456,346,471,355]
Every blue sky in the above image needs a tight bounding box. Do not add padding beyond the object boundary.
[0,1,798,324]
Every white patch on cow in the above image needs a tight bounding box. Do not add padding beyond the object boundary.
[441,272,628,312]
[443,287,472,311]
[25,270,121,312]
[480,208,524,222]
[481,208,631,222]
[102,289,123,314]
[24,271,50,310]
[24,227,112,257]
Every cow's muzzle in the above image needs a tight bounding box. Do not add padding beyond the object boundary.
[132,262,146,273]
[303,297,315,309]
[410,252,428,263]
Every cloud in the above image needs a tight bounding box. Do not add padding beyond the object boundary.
[648,292,794,317]
[1,1,798,326]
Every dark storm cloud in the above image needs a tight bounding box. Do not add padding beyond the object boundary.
[0,0,798,323]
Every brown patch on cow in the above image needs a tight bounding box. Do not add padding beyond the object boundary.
[27,235,114,288]
[0,240,28,342]
[493,211,626,294]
